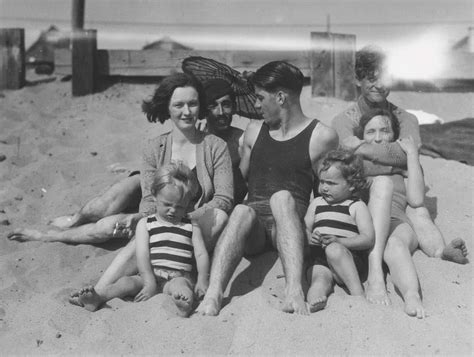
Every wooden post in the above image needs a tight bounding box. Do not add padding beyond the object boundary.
[72,0,85,30]
[0,28,25,90]
[72,29,96,96]
[310,32,356,100]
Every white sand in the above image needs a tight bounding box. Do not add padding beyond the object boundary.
[0,76,472,355]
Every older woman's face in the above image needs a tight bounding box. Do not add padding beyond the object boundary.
[363,115,395,144]
[168,86,200,130]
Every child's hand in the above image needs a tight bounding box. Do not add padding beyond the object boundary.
[320,234,338,247]
[397,137,419,155]
[134,281,157,302]
[194,277,209,300]
[309,230,323,246]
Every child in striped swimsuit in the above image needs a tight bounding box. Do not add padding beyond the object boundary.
[73,162,209,316]
[304,149,375,312]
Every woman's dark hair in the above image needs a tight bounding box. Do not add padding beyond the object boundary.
[319,149,367,196]
[355,108,400,140]
[251,61,304,95]
[142,73,206,123]
[355,45,387,81]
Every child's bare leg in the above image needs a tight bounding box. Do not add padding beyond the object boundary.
[406,206,468,264]
[325,242,364,296]
[306,264,334,313]
[70,275,143,312]
[8,213,131,244]
[95,239,138,294]
[383,224,425,319]
[163,277,195,317]
[50,175,141,229]
[366,176,393,305]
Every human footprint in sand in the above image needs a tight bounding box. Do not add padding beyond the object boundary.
[304,149,374,312]
[332,45,469,307]
[70,162,209,316]
[196,61,338,316]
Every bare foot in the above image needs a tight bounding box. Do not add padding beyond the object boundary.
[308,296,327,313]
[441,238,469,264]
[404,292,425,319]
[195,295,222,316]
[48,215,76,229]
[171,290,194,317]
[7,229,44,242]
[365,281,391,305]
[282,290,309,315]
[68,286,103,312]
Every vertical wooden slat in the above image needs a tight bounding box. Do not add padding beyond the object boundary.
[333,33,356,101]
[72,0,86,30]
[0,28,25,90]
[310,32,334,97]
[72,29,96,96]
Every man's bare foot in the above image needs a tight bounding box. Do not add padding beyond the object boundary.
[282,290,309,315]
[308,296,327,313]
[404,292,425,319]
[171,290,194,317]
[441,238,469,264]
[68,286,103,312]
[48,215,76,229]
[365,281,391,305]
[7,229,44,242]
[195,295,222,316]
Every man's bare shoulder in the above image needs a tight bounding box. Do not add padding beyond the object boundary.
[313,121,339,145]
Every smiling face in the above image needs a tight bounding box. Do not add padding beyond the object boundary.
[357,69,392,104]
[168,86,200,131]
[254,86,280,125]
[318,164,354,204]
[207,94,234,133]
[154,184,189,224]
[362,115,395,144]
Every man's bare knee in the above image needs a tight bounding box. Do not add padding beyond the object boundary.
[231,204,257,222]
[270,190,295,212]
[407,205,431,220]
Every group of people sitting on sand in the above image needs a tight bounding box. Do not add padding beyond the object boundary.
[8,45,468,318]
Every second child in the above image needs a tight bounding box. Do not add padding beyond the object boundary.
[304,149,375,312]
[71,162,209,316]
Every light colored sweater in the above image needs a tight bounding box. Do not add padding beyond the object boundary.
[139,131,234,218]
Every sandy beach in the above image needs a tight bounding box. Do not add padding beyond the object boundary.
[0,74,472,355]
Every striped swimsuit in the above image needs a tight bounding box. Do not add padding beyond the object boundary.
[146,215,194,278]
[312,197,359,238]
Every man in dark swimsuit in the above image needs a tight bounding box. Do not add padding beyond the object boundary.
[197,61,338,316]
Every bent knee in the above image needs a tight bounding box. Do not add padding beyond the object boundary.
[269,190,295,208]
[325,242,351,262]
[231,204,257,221]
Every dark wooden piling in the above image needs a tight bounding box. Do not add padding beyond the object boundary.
[0,28,25,90]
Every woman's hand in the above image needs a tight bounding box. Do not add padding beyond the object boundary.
[397,136,419,156]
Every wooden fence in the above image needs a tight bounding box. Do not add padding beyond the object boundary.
[1,27,357,99]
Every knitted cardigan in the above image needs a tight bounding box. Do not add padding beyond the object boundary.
[139,131,234,218]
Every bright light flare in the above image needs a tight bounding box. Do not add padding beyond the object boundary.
[386,32,449,80]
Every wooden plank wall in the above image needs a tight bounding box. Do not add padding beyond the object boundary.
[55,49,312,77]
